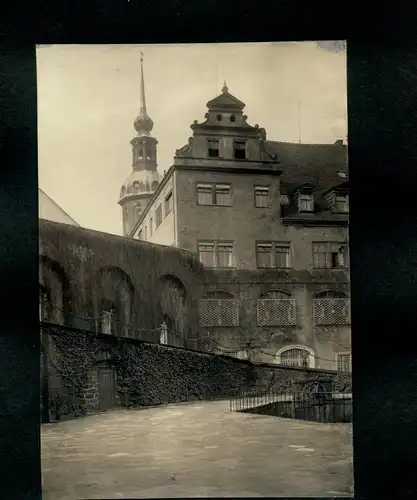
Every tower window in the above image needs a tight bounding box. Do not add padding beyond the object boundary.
[230,114,236,122]
[138,148,144,159]
[149,217,153,236]
[208,139,220,158]
[216,114,222,121]
[233,141,246,159]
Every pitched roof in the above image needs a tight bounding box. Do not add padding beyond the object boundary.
[206,90,246,111]
[266,141,348,196]
[38,188,80,226]
[266,141,349,220]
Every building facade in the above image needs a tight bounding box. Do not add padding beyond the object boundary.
[128,76,351,372]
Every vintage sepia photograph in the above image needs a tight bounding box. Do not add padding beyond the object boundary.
[38,42,351,498]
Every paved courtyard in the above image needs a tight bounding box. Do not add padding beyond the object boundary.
[41,400,353,499]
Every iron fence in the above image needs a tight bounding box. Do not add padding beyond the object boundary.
[230,387,352,423]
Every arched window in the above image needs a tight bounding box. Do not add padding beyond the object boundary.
[276,345,315,368]
[257,290,296,326]
[199,290,239,327]
[313,289,350,326]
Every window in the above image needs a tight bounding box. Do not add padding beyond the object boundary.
[313,242,347,269]
[101,309,116,334]
[138,229,143,240]
[256,242,291,268]
[198,242,215,267]
[197,183,231,206]
[337,352,352,373]
[255,186,269,208]
[215,185,231,206]
[165,191,173,216]
[198,241,235,268]
[217,242,234,267]
[155,204,162,228]
[277,346,315,368]
[257,290,296,326]
[208,139,220,158]
[335,194,349,213]
[144,226,147,240]
[197,184,213,205]
[199,291,239,327]
[135,205,142,218]
[313,290,351,325]
[298,193,314,212]
[138,148,144,159]
[149,217,153,236]
[233,141,246,159]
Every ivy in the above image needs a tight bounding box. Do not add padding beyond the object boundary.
[43,324,351,420]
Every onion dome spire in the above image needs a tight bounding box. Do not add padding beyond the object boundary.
[134,51,154,136]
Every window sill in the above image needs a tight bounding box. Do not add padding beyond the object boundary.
[313,267,349,270]
[256,267,293,270]
[196,203,233,207]
[203,266,237,270]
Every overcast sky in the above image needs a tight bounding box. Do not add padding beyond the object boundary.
[37,42,347,236]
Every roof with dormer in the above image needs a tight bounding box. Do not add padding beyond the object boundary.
[267,140,349,222]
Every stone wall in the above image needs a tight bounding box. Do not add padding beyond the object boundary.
[39,219,205,348]
[42,323,350,422]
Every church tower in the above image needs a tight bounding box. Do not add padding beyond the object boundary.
[119,53,161,236]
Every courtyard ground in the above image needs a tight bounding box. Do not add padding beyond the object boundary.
[41,400,353,499]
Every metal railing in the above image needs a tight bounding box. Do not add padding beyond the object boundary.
[230,387,352,423]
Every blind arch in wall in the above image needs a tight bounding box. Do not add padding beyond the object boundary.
[99,266,134,336]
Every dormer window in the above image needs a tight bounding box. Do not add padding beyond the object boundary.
[335,194,349,213]
[298,193,314,212]
[208,139,220,158]
[233,140,246,159]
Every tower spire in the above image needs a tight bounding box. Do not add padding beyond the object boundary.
[140,51,147,115]
[134,50,154,136]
